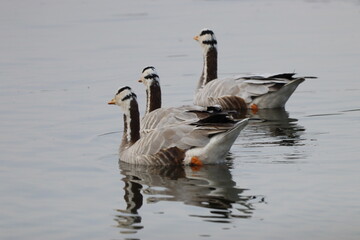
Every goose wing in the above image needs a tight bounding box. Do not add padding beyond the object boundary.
[136,120,234,156]
[140,105,223,134]
[140,107,196,134]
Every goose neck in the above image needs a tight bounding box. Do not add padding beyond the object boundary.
[199,46,218,89]
[146,81,162,114]
[121,99,140,149]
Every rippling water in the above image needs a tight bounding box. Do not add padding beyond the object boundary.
[1,0,360,239]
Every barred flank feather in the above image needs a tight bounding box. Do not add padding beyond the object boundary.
[144,147,185,165]
[208,96,247,111]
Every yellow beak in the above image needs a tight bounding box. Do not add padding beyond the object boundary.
[108,98,116,105]
[193,35,199,41]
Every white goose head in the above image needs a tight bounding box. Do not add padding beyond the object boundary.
[108,86,137,113]
[194,28,217,51]
[139,66,160,87]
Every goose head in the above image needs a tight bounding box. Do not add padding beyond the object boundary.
[138,66,160,87]
[108,86,137,113]
[194,28,217,50]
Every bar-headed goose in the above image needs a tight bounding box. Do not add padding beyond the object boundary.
[193,28,315,111]
[138,66,242,134]
[108,86,248,166]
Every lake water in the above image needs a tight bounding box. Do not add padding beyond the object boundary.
[1,0,360,239]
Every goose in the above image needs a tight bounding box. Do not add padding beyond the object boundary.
[193,28,315,111]
[138,66,242,134]
[108,86,248,166]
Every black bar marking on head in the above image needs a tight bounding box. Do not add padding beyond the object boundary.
[142,66,155,73]
[144,73,159,79]
[202,40,217,45]
[117,86,131,95]
[200,29,214,36]
[121,92,137,102]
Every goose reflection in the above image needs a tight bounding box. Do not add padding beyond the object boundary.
[246,108,306,147]
[114,161,264,233]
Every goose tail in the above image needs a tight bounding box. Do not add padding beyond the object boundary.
[184,118,249,165]
[253,78,305,109]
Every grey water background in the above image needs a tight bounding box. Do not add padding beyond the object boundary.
[1,0,360,239]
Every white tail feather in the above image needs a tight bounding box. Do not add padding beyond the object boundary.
[252,78,305,108]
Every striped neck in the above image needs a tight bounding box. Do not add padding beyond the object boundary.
[121,99,140,150]
[198,46,218,90]
[145,80,161,114]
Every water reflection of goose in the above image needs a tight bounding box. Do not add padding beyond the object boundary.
[114,162,264,233]
[246,108,305,147]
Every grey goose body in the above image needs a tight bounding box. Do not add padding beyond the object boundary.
[108,86,248,166]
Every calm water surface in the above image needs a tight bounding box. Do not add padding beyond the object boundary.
[1,0,360,239]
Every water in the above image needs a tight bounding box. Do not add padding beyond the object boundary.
[1,0,360,239]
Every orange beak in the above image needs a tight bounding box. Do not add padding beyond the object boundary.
[108,98,116,105]
[193,35,199,41]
